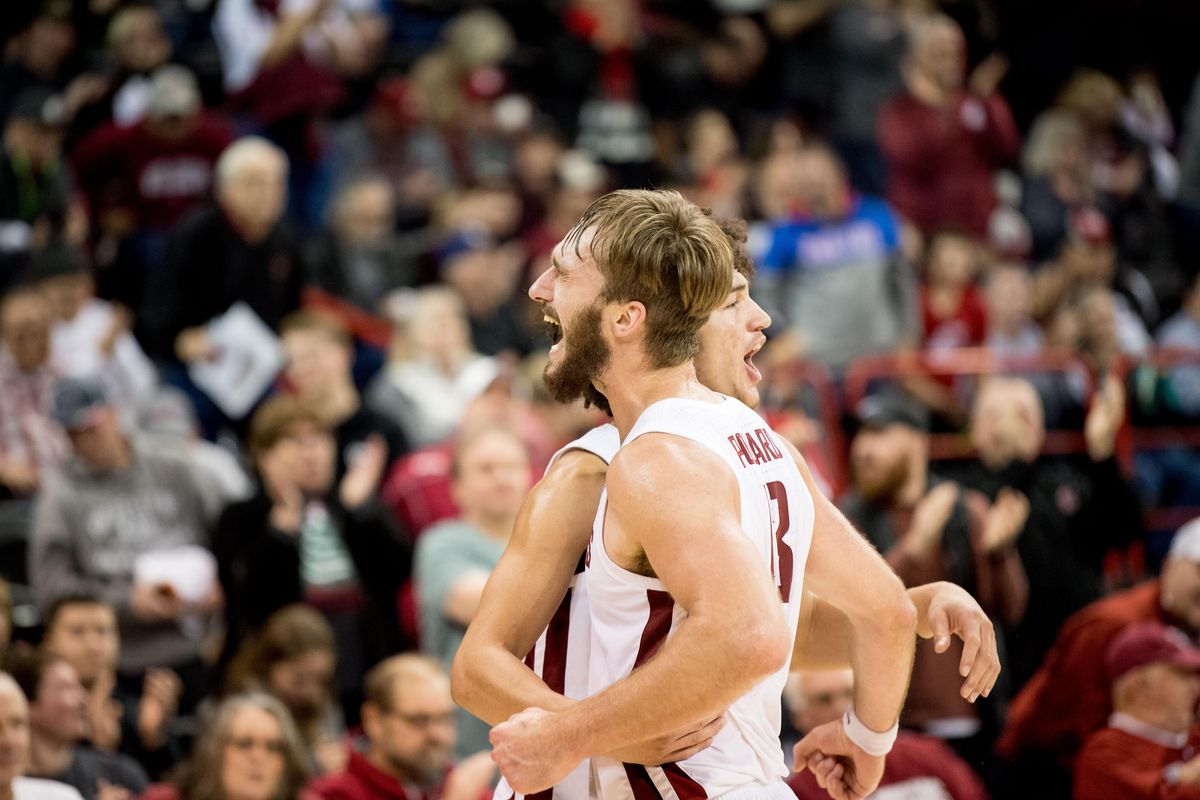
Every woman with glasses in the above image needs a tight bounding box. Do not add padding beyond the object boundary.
[140,693,310,800]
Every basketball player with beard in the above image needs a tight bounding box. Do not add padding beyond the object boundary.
[473,190,919,799]
[451,214,1001,799]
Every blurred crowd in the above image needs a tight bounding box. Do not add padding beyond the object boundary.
[1,0,1200,798]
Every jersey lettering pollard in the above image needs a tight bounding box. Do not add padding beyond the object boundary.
[494,424,620,800]
[586,396,815,799]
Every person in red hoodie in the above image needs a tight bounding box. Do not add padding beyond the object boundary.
[1074,621,1200,799]
[996,517,1200,798]
[786,667,988,800]
[878,15,1020,238]
[71,64,234,237]
[310,655,494,800]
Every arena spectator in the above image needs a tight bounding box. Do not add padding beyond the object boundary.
[414,426,531,757]
[140,692,310,800]
[366,287,500,449]
[211,0,386,225]
[223,606,344,776]
[70,66,235,240]
[0,671,84,800]
[983,263,1044,358]
[785,668,987,800]
[1020,110,1093,260]
[279,312,408,480]
[143,137,300,434]
[956,375,1140,686]
[921,231,989,352]
[1074,622,1200,800]
[0,91,82,284]
[0,287,69,498]
[821,0,911,195]
[436,230,532,358]
[1033,209,1156,350]
[839,391,1027,767]
[878,15,1020,237]
[751,144,918,371]
[997,518,1200,795]
[41,595,181,776]
[0,6,78,128]
[32,243,156,427]
[213,397,410,711]
[303,178,421,314]
[310,654,495,800]
[66,5,173,139]
[1157,273,1200,416]
[28,377,225,691]
[8,650,147,800]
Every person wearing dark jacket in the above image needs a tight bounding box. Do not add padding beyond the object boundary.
[141,137,301,436]
[839,391,1028,772]
[213,396,412,717]
[952,375,1141,689]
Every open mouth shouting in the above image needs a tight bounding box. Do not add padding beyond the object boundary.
[744,336,765,383]
[543,307,563,353]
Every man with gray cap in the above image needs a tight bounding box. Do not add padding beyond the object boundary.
[999,517,1200,797]
[839,390,1028,771]
[28,377,226,706]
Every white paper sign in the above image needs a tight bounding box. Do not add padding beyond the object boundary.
[133,545,218,604]
[189,302,284,419]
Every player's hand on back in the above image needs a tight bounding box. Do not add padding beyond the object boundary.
[607,714,725,765]
[489,707,580,794]
[793,719,885,800]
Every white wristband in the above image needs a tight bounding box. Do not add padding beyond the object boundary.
[842,708,898,756]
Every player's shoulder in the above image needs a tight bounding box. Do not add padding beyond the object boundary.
[552,423,620,467]
[608,432,733,498]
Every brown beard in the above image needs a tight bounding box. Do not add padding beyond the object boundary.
[854,455,910,503]
[543,303,611,404]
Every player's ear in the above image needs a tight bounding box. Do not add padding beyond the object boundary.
[612,301,647,340]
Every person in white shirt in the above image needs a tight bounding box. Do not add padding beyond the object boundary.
[34,243,157,429]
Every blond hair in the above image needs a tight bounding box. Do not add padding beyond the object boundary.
[564,189,734,368]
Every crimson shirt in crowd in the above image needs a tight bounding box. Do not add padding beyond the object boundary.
[71,114,235,232]
[921,284,988,351]
[1074,719,1200,800]
[997,579,1166,767]
[878,90,1020,237]
[310,750,447,800]
[788,731,988,800]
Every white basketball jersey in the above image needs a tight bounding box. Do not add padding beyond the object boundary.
[494,424,621,800]
[586,397,814,799]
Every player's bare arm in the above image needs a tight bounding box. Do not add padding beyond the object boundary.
[452,448,606,723]
[794,582,1000,700]
[452,446,725,767]
[489,435,791,792]
[787,439,916,800]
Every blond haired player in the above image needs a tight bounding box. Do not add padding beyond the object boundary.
[453,193,997,799]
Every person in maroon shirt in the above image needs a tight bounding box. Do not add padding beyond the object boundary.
[310,655,494,800]
[997,518,1200,798]
[786,668,988,800]
[71,65,235,236]
[878,15,1020,238]
[1074,621,1200,799]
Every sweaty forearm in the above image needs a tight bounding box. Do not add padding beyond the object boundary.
[453,642,573,724]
